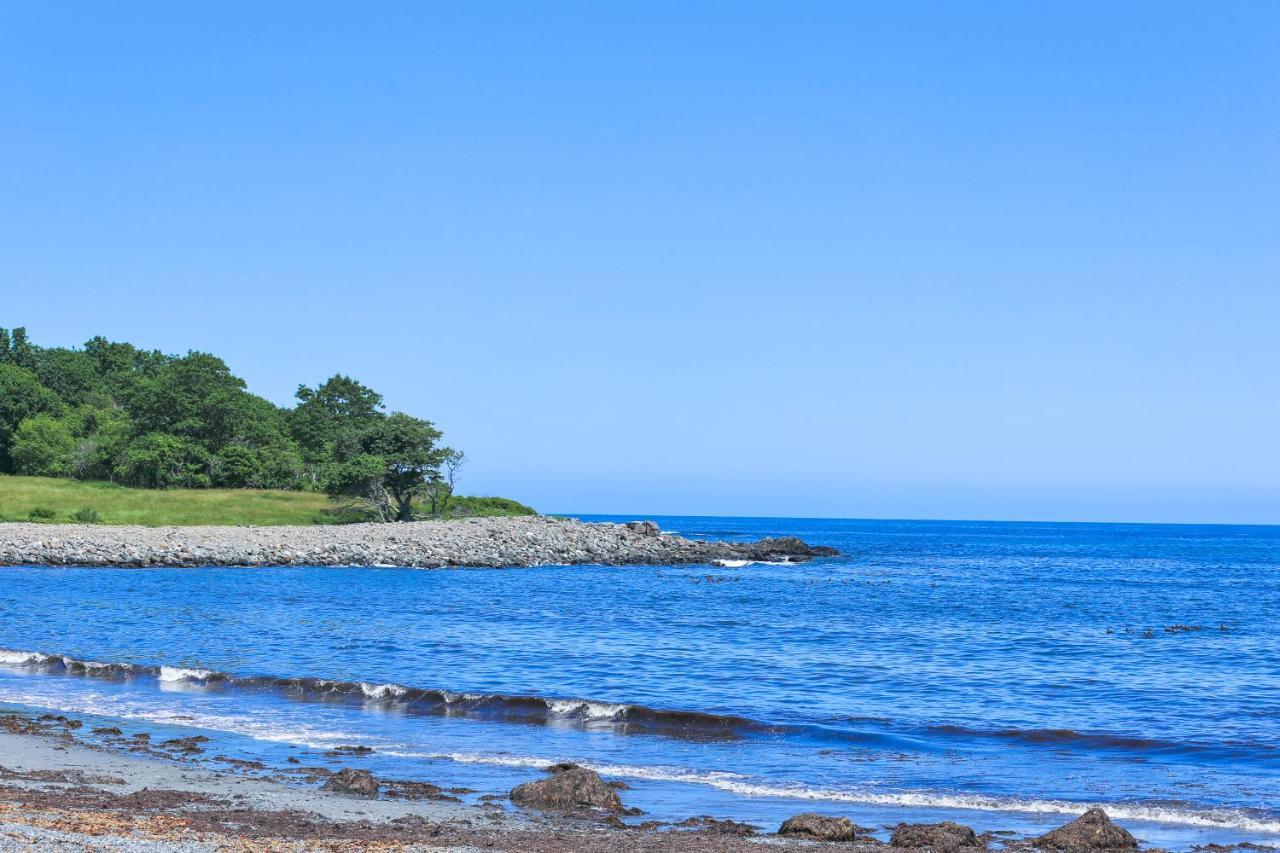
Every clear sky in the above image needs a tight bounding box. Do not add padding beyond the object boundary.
[2,3,1277,523]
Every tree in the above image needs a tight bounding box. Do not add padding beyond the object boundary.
[123,352,249,449]
[71,406,132,481]
[0,329,471,505]
[83,336,168,399]
[10,414,76,477]
[0,364,65,472]
[325,413,446,521]
[323,453,395,521]
[8,327,36,370]
[291,375,384,462]
[116,433,210,488]
[424,449,465,516]
[34,348,108,407]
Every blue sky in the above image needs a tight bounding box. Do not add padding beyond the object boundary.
[2,3,1277,522]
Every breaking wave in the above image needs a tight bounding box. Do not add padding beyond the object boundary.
[3,646,1280,837]
[396,750,1280,834]
[0,646,754,741]
[3,645,1273,760]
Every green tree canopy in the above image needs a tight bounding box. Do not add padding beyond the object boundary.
[325,412,448,521]
[0,328,468,519]
[10,414,76,478]
[292,374,384,462]
[0,364,66,473]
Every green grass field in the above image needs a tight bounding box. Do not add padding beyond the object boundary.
[0,475,537,526]
[0,475,336,526]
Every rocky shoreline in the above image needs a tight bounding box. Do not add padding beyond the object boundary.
[0,515,838,569]
[0,711,1227,852]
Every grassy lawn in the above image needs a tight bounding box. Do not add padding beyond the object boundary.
[0,476,336,526]
[0,476,538,526]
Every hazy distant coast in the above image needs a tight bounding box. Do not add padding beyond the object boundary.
[0,515,837,568]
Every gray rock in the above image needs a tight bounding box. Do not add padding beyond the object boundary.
[0,517,836,568]
[779,813,860,841]
[1035,809,1138,851]
[321,768,379,797]
[509,766,623,813]
[891,821,983,851]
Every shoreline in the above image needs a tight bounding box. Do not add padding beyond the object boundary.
[0,515,836,569]
[0,709,1229,852]
[0,713,848,851]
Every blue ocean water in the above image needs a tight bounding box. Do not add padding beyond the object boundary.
[1,516,1277,848]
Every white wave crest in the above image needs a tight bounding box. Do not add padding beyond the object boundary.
[0,649,49,666]
[360,682,407,700]
[440,691,483,703]
[547,699,628,721]
[63,657,115,672]
[157,666,214,683]
[410,751,1280,835]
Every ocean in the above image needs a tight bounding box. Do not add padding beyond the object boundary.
[1,516,1277,848]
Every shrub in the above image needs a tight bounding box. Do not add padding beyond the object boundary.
[70,507,100,523]
[115,433,210,489]
[10,413,76,477]
[28,506,57,521]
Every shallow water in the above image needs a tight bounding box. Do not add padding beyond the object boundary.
[1,516,1277,847]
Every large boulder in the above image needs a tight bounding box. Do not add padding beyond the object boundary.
[892,821,983,851]
[510,766,623,813]
[625,521,661,537]
[1035,809,1138,851]
[779,813,859,841]
[322,768,379,797]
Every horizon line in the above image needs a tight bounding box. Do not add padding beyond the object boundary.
[555,511,1280,529]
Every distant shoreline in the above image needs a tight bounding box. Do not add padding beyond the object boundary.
[0,515,837,568]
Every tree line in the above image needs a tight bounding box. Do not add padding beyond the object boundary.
[0,327,464,521]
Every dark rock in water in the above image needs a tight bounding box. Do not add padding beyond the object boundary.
[544,761,582,773]
[779,813,860,841]
[382,779,461,802]
[91,726,123,736]
[322,768,380,797]
[212,756,267,770]
[892,821,984,851]
[625,521,661,536]
[510,766,624,813]
[746,537,840,561]
[607,780,631,790]
[324,744,375,756]
[1035,809,1138,851]
[159,736,209,755]
[675,816,758,836]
